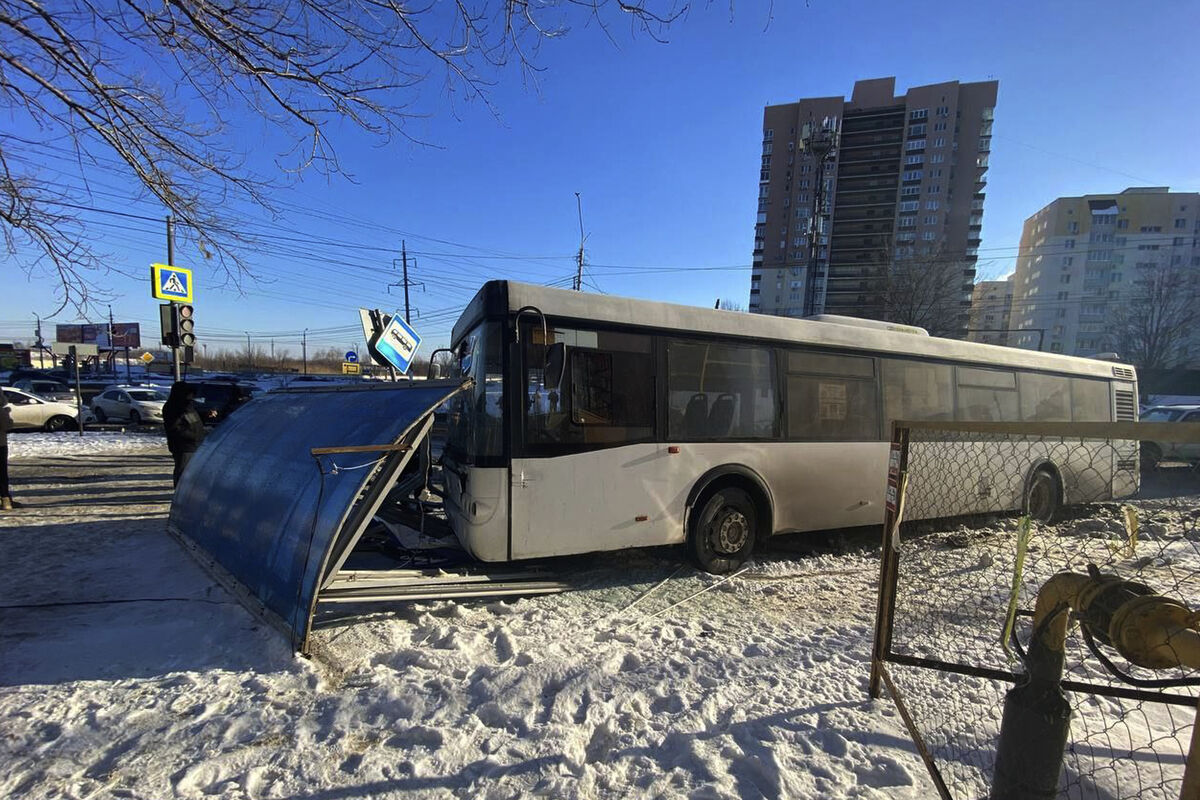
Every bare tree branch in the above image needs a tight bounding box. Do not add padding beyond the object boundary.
[0,0,688,315]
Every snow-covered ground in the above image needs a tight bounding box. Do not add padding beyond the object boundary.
[0,435,933,799]
[2,434,1195,800]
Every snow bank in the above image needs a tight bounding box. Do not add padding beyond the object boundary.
[7,431,166,459]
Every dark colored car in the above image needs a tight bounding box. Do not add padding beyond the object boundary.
[191,381,258,424]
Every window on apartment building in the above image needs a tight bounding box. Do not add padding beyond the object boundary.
[930,154,945,164]
[923,215,937,226]
[909,124,927,136]
[911,109,928,120]
[900,201,919,212]
[1117,218,1129,229]
[936,105,949,116]
[934,121,947,132]
[933,137,945,147]
[922,231,937,241]
[1057,291,1069,300]
[1060,275,1071,283]
[1064,239,1075,249]
[764,129,773,140]
[925,200,940,210]
[906,139,926,151]
[800,164,812,174]
[1068,221,1078,233]
[905,155,923,165]
[1062,256,1073,266]
[1177,218,1188,229]
[1057,308,1067,318]
[901,186,920,196]
[1112,272,1124,282]
[903,170,923,181]
[928,185,941,194]
[799,179,810,188]
[763,143,772,155]
[898,216,916,227]
[930,169,943,178]
[1140,225,1162,233]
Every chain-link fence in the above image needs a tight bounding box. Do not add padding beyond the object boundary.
[870,421,1200,800]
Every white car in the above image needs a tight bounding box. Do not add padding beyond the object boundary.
[2,387,92,432]
[91,386,167,425]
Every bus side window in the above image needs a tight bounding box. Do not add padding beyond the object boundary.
[882,360,954,425]
[667,341,776,439]
[955,367,1018,422]
[785,351,878,441]
[526,326,654,447]
[1070,378,1112,422]
[1019,372,1072,421]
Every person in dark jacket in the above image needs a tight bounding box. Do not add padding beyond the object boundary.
[1,391,13,510]
[162,382,212,487]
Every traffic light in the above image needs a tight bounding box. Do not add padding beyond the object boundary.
[159,302,195,348]
[176,304,195,347]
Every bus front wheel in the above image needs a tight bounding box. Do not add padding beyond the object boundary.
[689,487,757,575]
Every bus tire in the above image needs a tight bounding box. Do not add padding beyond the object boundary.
[689,487,756,575]
[1024,468,1060,523]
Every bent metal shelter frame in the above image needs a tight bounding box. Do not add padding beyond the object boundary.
[168,380,470,654]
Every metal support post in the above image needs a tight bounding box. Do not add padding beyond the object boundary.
[167,216,181,382]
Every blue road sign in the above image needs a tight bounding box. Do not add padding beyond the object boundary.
[345,351,358,363]
[372,314,422,375]
[150,263,193,302]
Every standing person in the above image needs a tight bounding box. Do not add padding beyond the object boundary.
[162,381,210,487]
[0,391,13,511]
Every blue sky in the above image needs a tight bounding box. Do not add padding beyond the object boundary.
[3,0,1198,357]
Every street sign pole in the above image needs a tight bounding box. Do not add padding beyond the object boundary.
[166,217,181,383]
[71,345,83,437]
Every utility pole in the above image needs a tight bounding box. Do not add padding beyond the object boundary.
[402,240,411,324]
[270,338,275,362]
[107,304,116,376]
[245,332,252,370]
[302,329,308,375]
[33,314,45,368]
[574,192,585,291]
[167,215,181,382]
[801,119,839,317]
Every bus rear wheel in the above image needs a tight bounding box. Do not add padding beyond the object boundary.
[1024,468,1060,523]
[689,487,756,575]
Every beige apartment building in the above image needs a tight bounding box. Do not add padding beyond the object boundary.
[968,276,1014,346]
[1008,188,1200,364]
[749,76,998,337]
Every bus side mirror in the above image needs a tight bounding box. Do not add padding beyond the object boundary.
[545,342,566,388]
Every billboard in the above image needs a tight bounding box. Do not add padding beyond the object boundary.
[55,323,141,348]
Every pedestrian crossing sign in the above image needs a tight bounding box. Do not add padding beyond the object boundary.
[151,263,193,303]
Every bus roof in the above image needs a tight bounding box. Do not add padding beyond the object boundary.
[452,280,1135,381]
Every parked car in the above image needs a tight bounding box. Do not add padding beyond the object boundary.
[91,385,168,424]
[191,381,258,424]
[1139,404,1200,469]
[11,377,77,405]
[1,387,92,432]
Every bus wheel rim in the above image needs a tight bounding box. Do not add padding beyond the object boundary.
[715,510,749,553]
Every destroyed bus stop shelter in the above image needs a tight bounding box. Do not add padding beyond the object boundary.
[168,380,470,653]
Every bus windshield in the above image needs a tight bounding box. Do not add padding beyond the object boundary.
[445,320,504,462]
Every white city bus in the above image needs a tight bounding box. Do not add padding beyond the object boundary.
[441,281,1139,573]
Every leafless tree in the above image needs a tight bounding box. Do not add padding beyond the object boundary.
[0,0,686,314]
[874,236,972,337]
[1107,260,1200,373]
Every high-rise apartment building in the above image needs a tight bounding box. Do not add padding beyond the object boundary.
[749,77,997,337]
[1009,187,1200,365]
[967,276,1014,346]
